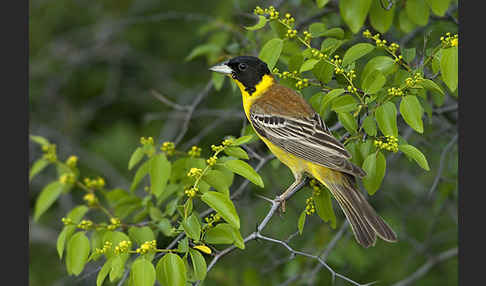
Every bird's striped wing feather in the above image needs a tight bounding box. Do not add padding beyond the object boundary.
[250,110,366,178]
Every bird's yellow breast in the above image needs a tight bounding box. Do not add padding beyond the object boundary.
[233,74,275,121]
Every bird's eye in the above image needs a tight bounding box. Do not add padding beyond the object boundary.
[238,63,247,71]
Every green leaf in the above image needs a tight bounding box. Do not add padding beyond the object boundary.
[128,226,156,246]
[202,169,231,195]
[316,0,330,8]
[369,0,395,33]
[201,191,240,229]
[300,59,320,73]
[110,255,128,282]
[342,43,375,66]
[339,0,372,33]
[245,15,268,31]
[361,70,386,95]
[189,249,207,281]
[406,0,430,26]
[230,227,245,249]
[331,94,358,113]
[224,146,249,160]
[259,38,284,71]
[149,153,171,197]
[131,258,156,286]
[128,147,145,170]
[224,159,264,188]
[309,22,327,38]
[203,223,235,244]
[362,115,377,136]
[30,135,49,146]
[375,102,398,137]
[320,38,343,55]
[185,44,220,61]
[321,27,345,39]
[399,144,430,171]
[232,135,254,146]
[156,253,187,286]
[298,211,306,235]
[34,181,66,221]
[398,9,416,33]
[361,56,396,84]
[97,258,112,286]
[418,78,445,97]
[400,95,424,133]
[425,0,452,16]
[212,72,225,91]
[440,46,458,92]
[182,213,202,241]
[362,151,386,195]
[314,188,337,228]
[131,160,149,191]
[288,53,304,72]
[29,158,50,182]
[402,48,416,64]
[312,60,334,84]
[57,225,76,259]
[320,89,345,115]
[338,112,358,134]
[66,232,90,276]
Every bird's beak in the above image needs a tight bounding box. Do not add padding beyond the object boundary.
[209,62,232,75]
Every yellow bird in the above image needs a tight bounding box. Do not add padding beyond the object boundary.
[210,56,397,247]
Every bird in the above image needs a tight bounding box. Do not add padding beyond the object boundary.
[209,55,397,248]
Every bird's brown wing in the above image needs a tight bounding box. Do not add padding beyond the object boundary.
[250,85,366,178]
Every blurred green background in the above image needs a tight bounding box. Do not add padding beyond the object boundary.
[29,0,458,285]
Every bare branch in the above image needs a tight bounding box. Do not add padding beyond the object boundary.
[390,247,458,286]
[428,134,458,196]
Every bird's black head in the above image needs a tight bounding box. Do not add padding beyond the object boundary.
[209,56,271,95]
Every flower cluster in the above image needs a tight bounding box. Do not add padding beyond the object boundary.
[94,241,112,255]
[140,136,154,145]
[405,72,424,88]
[305,197,315,215]
[394,55,403,63]
[363,29,401,53]
[42,144,57,162]
[136,240,157,254]
[388,43,400,53]
[281,13,295,26]
[295,78,310,89]
[59,173,76,185]
[188,145,202,157]
[66,155,78,168]
[204,213,222,228]
[222,139,234,146]
[331,55,344,74]
[210,144,225,153]
[206,156,218,166]
[374,135,399,152]
[77,219,94,230]
[83,177,105,189]
[161,141,175,156]
[310,48,327,60]
[83,193,98,206]
[285,28,298,39]
[187,168,203,178]
[440,33,458,48]
[303,30,311,43]
[107,217,121,230]
[253,5,279,20]
[114,240,132,255]
[61,217,73,225]
[185,187,198,198]
[387,87,404,97]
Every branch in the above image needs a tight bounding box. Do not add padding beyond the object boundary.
[390,247,458,286]
[428,133,458,196]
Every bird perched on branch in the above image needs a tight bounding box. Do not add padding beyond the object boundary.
[209,56,397,248]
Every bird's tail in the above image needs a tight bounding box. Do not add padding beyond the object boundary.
[313,169,398,248]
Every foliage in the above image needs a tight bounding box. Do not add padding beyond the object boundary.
[30,0,458,285]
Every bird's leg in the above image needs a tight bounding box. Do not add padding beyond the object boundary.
[276,175,309,213]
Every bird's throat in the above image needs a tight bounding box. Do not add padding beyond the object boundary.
[233,74,274,120]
